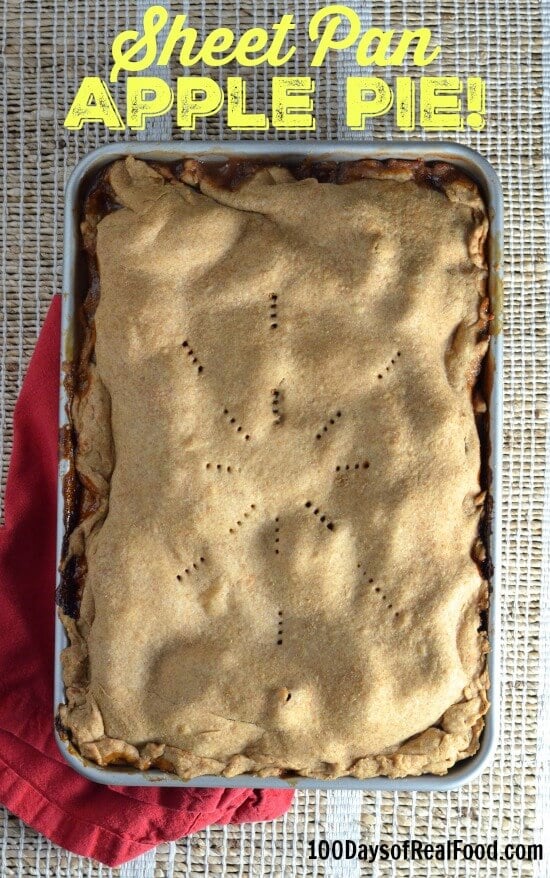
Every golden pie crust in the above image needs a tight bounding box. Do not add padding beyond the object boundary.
[58,156,491,780]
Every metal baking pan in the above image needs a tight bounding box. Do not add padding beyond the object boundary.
[55,140,503,791]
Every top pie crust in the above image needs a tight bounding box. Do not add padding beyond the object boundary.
[58,155,491,780]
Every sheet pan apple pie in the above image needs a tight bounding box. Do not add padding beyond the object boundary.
[57,155,492,780]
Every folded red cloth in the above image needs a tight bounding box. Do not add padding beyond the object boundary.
[0,295,293,867]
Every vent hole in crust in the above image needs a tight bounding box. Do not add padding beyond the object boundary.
[271,388,284,425]
[358,565,375,586]
[315,410,343,442]
[358,569,402,618]
[277,609,284,645]
[377,350,402,380]
[181,340,204,375]
[274,518,282,555]
[228,504,258,534]
[222,407,251,441]
[205,462,234,473]
[335,460,370,473]
[177,556,206,580]
[269,293,278,329]
[176,555,206,582]
[304,501,335,531]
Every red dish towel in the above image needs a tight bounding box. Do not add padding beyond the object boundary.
[0,295,293,867]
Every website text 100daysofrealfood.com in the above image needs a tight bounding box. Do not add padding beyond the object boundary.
[307,838,544,864]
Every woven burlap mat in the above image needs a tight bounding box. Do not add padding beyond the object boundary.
[1,0,548,875]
